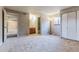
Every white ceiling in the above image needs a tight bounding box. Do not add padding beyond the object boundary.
[5,6,70,15]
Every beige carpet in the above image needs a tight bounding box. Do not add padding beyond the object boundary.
[0,35,79,52]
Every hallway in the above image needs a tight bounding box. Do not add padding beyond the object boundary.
[0,35,79,52]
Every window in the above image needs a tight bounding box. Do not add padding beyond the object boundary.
[54,17,60,24]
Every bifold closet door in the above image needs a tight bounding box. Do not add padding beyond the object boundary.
[62,14,67,38]
[77,11,79,40]
[67,12,76,40]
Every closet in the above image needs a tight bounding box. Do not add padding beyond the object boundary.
[61,7,79,41]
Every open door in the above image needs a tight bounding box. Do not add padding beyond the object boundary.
[38,17,41,34]
[3,9,8,42]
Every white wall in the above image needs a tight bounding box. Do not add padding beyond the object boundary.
[40,14,50,35]
[0,7,2,45]
[18,13,29,36]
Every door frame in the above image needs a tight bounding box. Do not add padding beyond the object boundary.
[37,17,41,34]
[2,9,4,42]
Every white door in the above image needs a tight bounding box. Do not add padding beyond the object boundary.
[4,9,8,41]
[62,13,67,38]
[67,12,76,40]
[77,11,79,40]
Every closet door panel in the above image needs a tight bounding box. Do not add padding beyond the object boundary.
[67,12,76,40]
[62,14,67,38]
[77,11,79,40]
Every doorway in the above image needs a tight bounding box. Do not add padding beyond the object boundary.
[29,14,41,35]
[7,13,18,37]
[3,9,19,40]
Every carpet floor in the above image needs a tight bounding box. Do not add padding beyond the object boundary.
[0,35,79,52]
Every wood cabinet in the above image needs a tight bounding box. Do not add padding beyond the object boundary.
[29,27,36,34]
